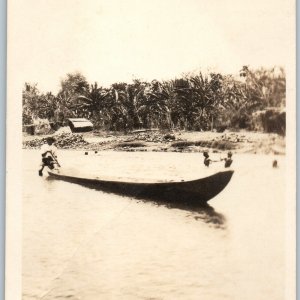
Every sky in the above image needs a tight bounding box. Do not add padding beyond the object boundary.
[9,0,294,93]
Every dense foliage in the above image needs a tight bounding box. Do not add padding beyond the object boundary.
[22,67,286,133]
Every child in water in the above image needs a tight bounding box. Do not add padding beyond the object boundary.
[203,152,212,167]
[223,151,233,168]
[204,151,233,168]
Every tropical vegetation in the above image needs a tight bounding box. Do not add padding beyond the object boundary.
[22,66,286,134]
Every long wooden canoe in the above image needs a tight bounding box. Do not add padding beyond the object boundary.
[47,169,234,204]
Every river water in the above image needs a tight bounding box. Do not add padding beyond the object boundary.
[22,150,286,300]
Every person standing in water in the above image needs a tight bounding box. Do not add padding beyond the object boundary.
[203,152,212,167]
[223,151,233,168]
[203,151,223,167]
[38,137,60,176]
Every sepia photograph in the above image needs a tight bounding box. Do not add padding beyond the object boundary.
[7,0,295,299]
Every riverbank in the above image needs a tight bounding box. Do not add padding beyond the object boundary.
[22,129,285,155]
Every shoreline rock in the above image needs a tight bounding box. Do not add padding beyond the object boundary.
[22,130,285,155]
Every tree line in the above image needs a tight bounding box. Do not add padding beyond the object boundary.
[23,66,286,133]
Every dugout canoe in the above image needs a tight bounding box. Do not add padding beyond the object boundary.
[47,169,234,203]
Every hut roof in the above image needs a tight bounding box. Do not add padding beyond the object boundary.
[68,118,93,128]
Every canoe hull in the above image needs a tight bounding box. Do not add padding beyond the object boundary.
[48,170,234,204]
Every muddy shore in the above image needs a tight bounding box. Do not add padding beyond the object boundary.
[22,129,285,155]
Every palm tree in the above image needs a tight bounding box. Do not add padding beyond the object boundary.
[41,92,56,117]
[74,83,110,124]
[22,83,40,123]
[101,83,129,131]
[240,66,285,108]
[141,80,170,129]
[55,90,75,126]
[106,80,148,131]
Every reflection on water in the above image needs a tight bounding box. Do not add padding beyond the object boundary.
[192,206,226,228]
[23,150,287,300]
[142,199,226,228]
